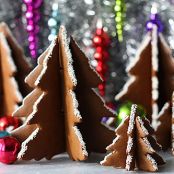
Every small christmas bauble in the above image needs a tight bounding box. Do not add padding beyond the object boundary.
[0,131,10,138]
[0,116,21,132]
[0,136,20,164]
[117,101,146,126]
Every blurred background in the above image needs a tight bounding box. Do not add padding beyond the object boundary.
[0,0,174,105]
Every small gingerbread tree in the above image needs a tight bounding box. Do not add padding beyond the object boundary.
[101,104,165,172]
[11,26,115,161]
[115,25,174,123]
[155,92,174,154]
[0,22,31,116]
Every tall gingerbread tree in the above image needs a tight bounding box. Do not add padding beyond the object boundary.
[0,22,31,116]
[115,25,174,124]
[101,104,165,172]
[11,26,115,161]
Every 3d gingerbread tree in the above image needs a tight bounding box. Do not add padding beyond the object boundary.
[11,26,115,161]
[101,104,165,172]
[155,92,174,154]
[115,25,174,124]
[0,22,31,116]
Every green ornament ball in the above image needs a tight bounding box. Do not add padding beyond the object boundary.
[116,101,146,126]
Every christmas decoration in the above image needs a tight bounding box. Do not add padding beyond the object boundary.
[11,26,115,161]
[117,101,146,126]
[101,104,165,172]
[115,24,174,124]
[0,116,21,132]
[22,0,43,59]
[0,22,31,116]
[122,1,173,63]
[102,101,146,129]
[58,0,125,103]
[0,131,10,138]
[101,117,116,130]
[48,2,61,42]
[0,136,20,164]
[146,3,163,32]
[93,19,110,97]
[114,0,126,42]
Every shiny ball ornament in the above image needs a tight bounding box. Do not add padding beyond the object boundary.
[0,116,21,132]
[0,136,20,164]
[117,101,146,126]
[0,131,10,138]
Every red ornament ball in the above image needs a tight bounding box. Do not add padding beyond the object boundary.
[0,116,21,132]
[0,136,20,164]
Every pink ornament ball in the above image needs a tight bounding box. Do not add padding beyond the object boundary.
[0,137,21,164]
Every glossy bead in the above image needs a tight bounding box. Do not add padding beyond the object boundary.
[0,136,20,164]
[0,116,21,132]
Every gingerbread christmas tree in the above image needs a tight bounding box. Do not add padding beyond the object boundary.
[115,25,174,123]
[11,26,115,161]
[101,104,165,172]
[155,92,174,154]
[0,22,31,116]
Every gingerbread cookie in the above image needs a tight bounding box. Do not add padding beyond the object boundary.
[115,25,174,125]
[11,26,115,161]
[101,104,165,172]
[0,22,32,116]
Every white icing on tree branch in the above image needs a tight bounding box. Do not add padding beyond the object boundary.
[127,104,137,134]
[60,26,77,86]
[73,126,88,156]
[137,116,149,135]
[146,154,158,171]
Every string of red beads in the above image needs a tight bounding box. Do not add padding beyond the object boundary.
[93,22,110,96]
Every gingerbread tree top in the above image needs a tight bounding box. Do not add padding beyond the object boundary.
[101,104,165,172]
[0,22,32,116]
[115,25,174,124]
[11,26,115,161]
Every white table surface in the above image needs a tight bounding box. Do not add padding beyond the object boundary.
[0,152,173,174]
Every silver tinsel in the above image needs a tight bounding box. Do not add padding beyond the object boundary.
[1,0,174,103]
[0,0,27,52]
